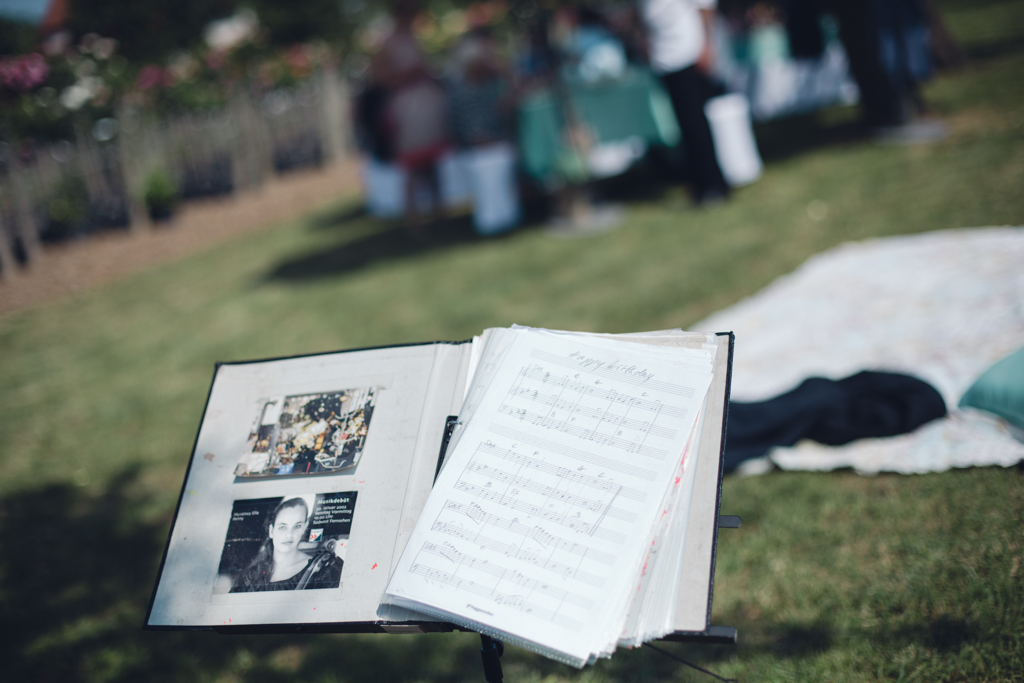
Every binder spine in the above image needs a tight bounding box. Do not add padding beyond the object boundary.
[433,415,460,485]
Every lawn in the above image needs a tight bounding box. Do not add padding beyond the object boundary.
[1,1,1022,681]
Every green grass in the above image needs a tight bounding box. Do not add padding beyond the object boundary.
[2,2,1023,681]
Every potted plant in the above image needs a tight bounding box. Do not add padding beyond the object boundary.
[143,167,179,222]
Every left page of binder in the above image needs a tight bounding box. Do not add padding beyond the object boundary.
[147,342,470,629]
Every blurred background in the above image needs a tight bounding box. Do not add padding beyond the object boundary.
[0,0,1021,681]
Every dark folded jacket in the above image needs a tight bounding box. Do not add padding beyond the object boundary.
[724,371,946,473]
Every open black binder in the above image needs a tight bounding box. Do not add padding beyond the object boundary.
[144,330,736,649]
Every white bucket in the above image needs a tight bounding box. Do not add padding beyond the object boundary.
[463,142,521,235]
[438,151,472,208]
[361,157,405,218]
[704,93,763,187]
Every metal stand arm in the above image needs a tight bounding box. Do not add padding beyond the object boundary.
[480,634,504,683]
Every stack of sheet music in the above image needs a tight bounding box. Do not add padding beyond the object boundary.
[383,326,719,667]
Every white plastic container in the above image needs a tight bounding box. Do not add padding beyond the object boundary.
[438,151,472,208]
[463,142,521,235]
[361,157,405,218]
[704,93,763,187]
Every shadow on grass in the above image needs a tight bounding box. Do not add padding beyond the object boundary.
[962,36,1024,62]
[3,465,1000,682]
[765,621,835,657]
[266,212,521,283]
[896,615,979,653]
[0,466,501,683]
[267,215,476,281]
[306,202,369,232]
[700,610,986,666]
[0,464,739,682]
[0,467,260,682]
[752,113,866,165]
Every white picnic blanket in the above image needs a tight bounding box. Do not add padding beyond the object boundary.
[695,226,1024,474]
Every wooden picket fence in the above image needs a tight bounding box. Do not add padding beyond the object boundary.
[0,67,351,278]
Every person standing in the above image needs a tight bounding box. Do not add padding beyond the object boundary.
[827,0,946,141]
[447,29,522,235]
[639,0,730,205]
[371,0,450,232]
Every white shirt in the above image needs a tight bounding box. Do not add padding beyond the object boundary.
[389,79,449,154]
[640,0,716,74]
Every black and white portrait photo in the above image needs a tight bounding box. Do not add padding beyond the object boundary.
[215,492,357,593]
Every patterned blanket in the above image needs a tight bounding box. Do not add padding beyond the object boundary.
[696,227,1024,474]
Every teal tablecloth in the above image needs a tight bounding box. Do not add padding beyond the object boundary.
[517,68,680,183]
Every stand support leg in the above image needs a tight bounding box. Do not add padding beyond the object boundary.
[480,634,504,683]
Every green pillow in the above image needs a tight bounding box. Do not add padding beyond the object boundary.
[959,347,1024,430]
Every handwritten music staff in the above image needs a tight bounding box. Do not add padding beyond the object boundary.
[409,563,584,630]
[428,521,606,587]
[419,540,600,604]
[465,460,638,523]
[487,424,660,480]
[496,403,671,456]
[441,500,617,565]
[502,387,679,439]
[477,441,647,501]
[496,363,689,459]
[453,480,627,543]
[511,364,690,418]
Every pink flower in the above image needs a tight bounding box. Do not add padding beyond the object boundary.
[136,64,164,91]
[285,45,312,69]
[0,53,50,92]
[205,50,227,71]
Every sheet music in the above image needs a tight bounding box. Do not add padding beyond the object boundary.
[619,398,707,646]
[384,330,715,665]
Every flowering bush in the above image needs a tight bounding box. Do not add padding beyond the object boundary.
[128,49,232,113]
[0,9,336,143]
[125,10,335,114]
[0,54,49,93]
[0,33,130,141]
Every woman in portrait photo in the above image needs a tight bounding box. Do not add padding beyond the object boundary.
[230,497,343,592]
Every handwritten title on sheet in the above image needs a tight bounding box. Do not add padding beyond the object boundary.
[567,351,655,383]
